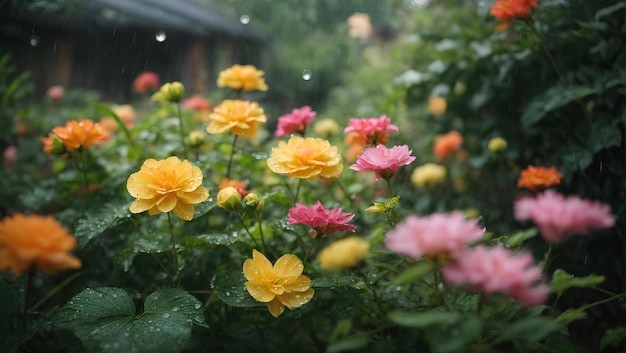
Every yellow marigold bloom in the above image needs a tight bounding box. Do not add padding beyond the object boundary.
[243,249,314,318]
[217,64,269,92]
[317,237,370,270]
[206,100,267,139]
[0,213,81,275]
[428,96,447,117]
[127,156,209,221]
[488,137,508,153]
[312,118,341,137]
[51,119,109,151]
[411,163,447,187]
[267,136,343,180]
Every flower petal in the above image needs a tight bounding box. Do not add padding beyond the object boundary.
[177,187,209,204]
[243,250,273,281]
[244,281,275,303]
[273,254,303,279]
[283,274,312,293]
[278,288,314,309]
[267,298,285,318]
[130,198,156,213]
[156,194,177,212]
[172,202,194,221]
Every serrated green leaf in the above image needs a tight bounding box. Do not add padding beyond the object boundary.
[556,308,587,324]
[311,273,359,288]
[493,317,560,346]
[74,201,133,247]
[521,86,596,127]
[180,233,238,248]
[595,2,626,21]
[211,269,264,308]
[388,311,462,328]
[392,262,434,285]
[55,287,206,353]
[425,316,483,353]
[551,269,605,297]
[500,228,538,248]
[116,233,170,272]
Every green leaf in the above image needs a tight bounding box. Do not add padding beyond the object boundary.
[0,279,20,314]
[180,233,239,248]
[326,335,369,353]
[311,273,359,288]
[493,317,560,346]
[551,269,606,297]
[556,308,587,325]
[116,233,171,272]
[55,287,206,353]
[521,86,597,127]
[388,311,462,328]
[392,262,434,285]
[74,201,133,247]
[211,269,264,308]
[425,316,483,353]
[595,2,626,21]
[95,103,134,147]
[499,228,538,248]
[589,120,622,153]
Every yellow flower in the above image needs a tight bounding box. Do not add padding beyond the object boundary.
[0,213,81,275]
[488,137,508,153]
[206,100,267,139]
[188,130,206,147]
[243,249,314,318]
[127,156,209,221]
[411,163,447,187]
[154,82,185,103]
[312,118,341,137]
[217,64,269,92]
[216,186,241,211]
[267,136,343,180]
[317,237,369,270]
[428,96,447,117]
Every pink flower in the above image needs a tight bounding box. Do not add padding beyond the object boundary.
[287,200,356,238]
[343,115,399,146]
[47,85,65,103]
[385,211,485,259]
[3,145,17,166]
[350,144,415,180]
[442,246,550,306]
[514,190,615,243]
[182,95,212,111]
[275,106,317,137]
[133,71,160,93]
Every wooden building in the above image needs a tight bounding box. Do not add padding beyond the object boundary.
[0,0,267,101]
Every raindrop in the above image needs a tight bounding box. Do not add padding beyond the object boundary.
[53,42,57,52]
[155,30,167,42]
[225,291,231,296]
[240,15,250,24]
[395,286,401,291]
[599,161,603,172]
[162,313,170,319]
[302,69,312,81]
[172,306,180,312]
[29,35,40,47]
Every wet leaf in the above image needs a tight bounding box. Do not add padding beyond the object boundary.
[551,269,605,297]
[211,269,264,308]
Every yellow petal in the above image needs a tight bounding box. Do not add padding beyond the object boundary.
[267,298,285,318]
[127,173,157,198]
[243,250,273,281]
[130,198,156,213]
[177,187,209,204]
[172,202,194,221]
[273,254,303,279]
[179,166,204,192]
[283,274,311,293]
[156,194,177,212]
[279,288,314,309]
[244,281,275,302]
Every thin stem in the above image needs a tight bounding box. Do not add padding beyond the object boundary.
[578,292,626,312]
[176,102,189,159]
[23,270,34,333]
[30,272,81,312]
[254,210,269,255]
[334,179,366,223]
[304,237,319,262]
[432,267,450,310]
[352,267,386,316]
[225,134,238,179]
[542,244,553,275]
[234,209,259,248]
[166,213,179,287]
[294,178,303,205]
[385,178,393,198]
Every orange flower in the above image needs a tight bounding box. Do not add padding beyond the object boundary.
[517,165,563,191]
[0,213,81,275]
[490,0,538,29]
[127,156,210,221]
[206,100,267,139]
[51,119,109,151]
[267,136,343,180]
[219,178,249,197]
[433,131,463,161]
[217,64,269,92]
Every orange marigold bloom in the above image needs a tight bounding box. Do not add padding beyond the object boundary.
[243,249,314,317]
[127,156,210,221]
[267,136,343,180]
[217,64,269,92]
[219,178,249,197]
[51,119,109,151]
[433,131,463,161]
[517,165,563,191]
[0,213,81,275]
[206,100,267,139]
[490,0,538,29]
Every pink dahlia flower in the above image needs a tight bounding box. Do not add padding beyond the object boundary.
[275,106,317,137]
[514,190,615,243]
[287,200,356,238]
[343,115,399,146]
[385,211,485,259]
[350,144,416,180]
[182,95,212,111]
[133,71,160,93]
[442,246,549,306]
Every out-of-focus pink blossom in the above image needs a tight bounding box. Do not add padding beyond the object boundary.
[47,85,65,103]
[344,115,399,146]
[275,106,317,137]
[347,13,373,40]
[3,145,17,166]
[514,190,615,243]
[287,200,356,238]
[442,245,550,306]
[133,71,160,93]
[350,144,415,180]
[182,95,212,111]
[385,211,485,259]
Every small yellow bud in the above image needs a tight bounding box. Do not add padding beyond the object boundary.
[411,163,447,187]
[465,208,481,219]
[243,192,261,210]
[365,204,386,213]
[167,81,185,102]
[151,91,167,103]
[312,118,340,137]
[216,186,241,211]
[188,130,206,147]
[317,237,370,270]
[453,81,466,96]
[488,137,508,153]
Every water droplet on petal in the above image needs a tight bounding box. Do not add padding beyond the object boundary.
[302,69,312,81]
[240,15,250,24]
[155,30,167,42]
[162,313,170,319]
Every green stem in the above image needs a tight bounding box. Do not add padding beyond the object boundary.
[234,209,259,248]
[30,272,81,312]
[225,134,238,179]
[294,178,303,205]
[304,237,318,262]
[166,213,179,287]
[385,178,393,198]
[176,102,189,159]
[578,292,626,312]
[254,211,269,255]
[334,179,366,223]
[542,244,553,275]
[23,270,34,333]
[432,267,450,310]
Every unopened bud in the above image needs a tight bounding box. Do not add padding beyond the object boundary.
[243,192,261,210]
[217,186,241,211]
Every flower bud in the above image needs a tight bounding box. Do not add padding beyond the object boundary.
[411,163,446,187]
[217,186,241,211]
[167,81,185,102]
[243,192,261,210]
[188,130,205,148]
[50,136,67,156]
[488,137,508,153]
[312,118,340,137]
[365,204,386,213]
